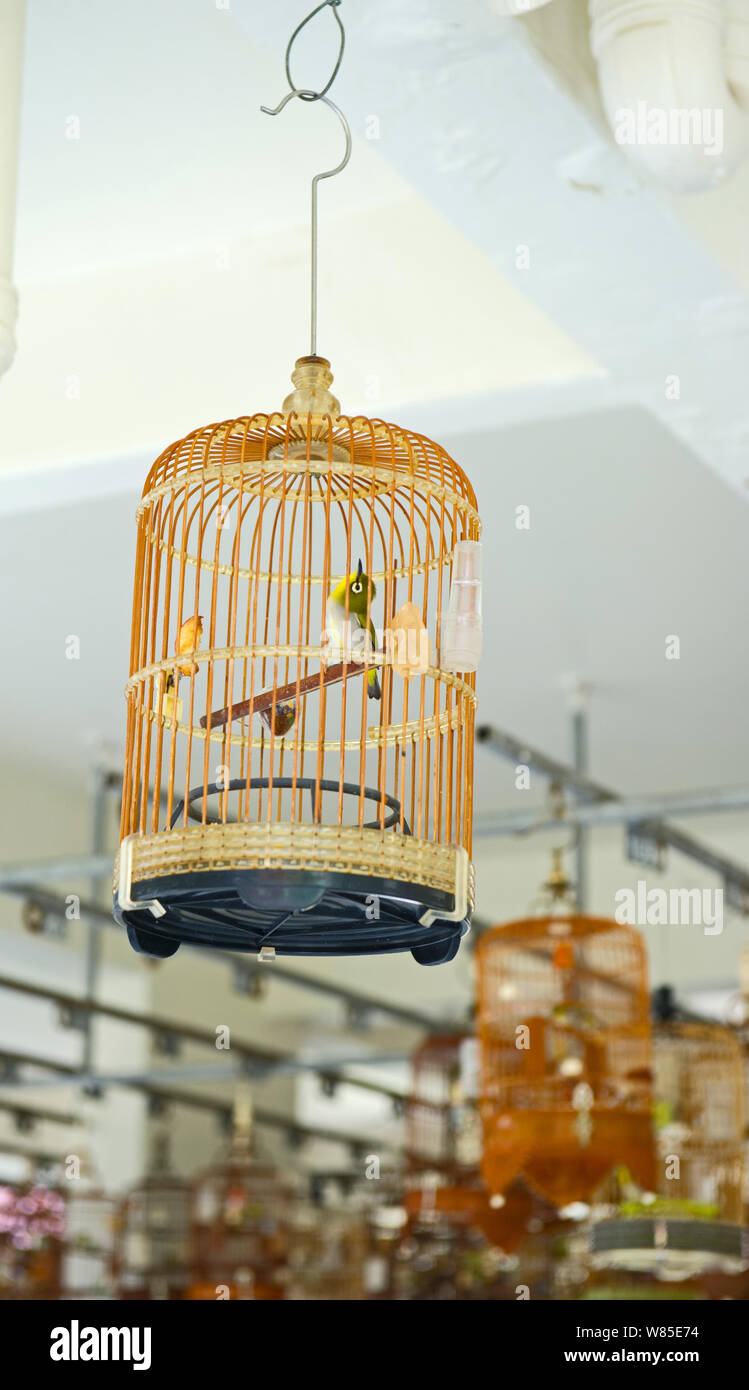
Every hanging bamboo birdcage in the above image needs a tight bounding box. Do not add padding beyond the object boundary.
[113,5,481,967]
[114,376,479,965]
[590,1014,748,1279]
[476,914,655,1208]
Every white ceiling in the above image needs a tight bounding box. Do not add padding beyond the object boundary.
[1,0,747,494]
[0,0,747,1011]
[0,0,600,476]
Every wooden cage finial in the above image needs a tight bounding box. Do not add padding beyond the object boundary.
[232,1087,254,1148]
[282,355,340,418]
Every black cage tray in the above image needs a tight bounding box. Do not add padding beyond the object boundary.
[115,869,469,966]
[115,778,470,966]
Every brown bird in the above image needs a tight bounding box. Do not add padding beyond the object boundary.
[166,614,203,689]
[260,700,297,738]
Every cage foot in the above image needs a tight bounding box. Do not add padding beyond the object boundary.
[411,930,462,967]
[126,922,181,959]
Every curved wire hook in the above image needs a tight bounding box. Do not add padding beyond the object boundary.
[261,88,351,356]
[285,0,345,102]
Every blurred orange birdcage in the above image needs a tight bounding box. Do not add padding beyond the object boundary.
[113,6,481,968]
[476,913,655,1208]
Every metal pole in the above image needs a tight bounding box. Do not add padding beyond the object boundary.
[4,777,749,876]
[473,785,749,834]
[572,704,588,913]
[82,767,109,1072]
[477,724,749,904]
[0,854,114,888]
[0,971,407,1103]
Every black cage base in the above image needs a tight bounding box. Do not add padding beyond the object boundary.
[114,867,470,966]
[590,1217,749,1276]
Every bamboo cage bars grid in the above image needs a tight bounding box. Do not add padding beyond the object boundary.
[653,1021,745,1223]
[114,1175,190,1298]
[119,407,479,887]
[189,1156,295,1299]
[405,1034,481,1177]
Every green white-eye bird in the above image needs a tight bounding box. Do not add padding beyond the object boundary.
[326,558,381,700]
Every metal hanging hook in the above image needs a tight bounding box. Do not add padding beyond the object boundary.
[262,1,349,358]
[260,87,351,358]
[285,0,345,102]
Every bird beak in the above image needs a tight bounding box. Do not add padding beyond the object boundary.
[356,559,363,583]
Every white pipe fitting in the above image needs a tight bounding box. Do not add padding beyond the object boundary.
[488,1,556,14]
[590,0,749,192]
[0,0,26,378]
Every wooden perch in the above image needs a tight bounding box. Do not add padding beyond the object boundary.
[199,662,365,731]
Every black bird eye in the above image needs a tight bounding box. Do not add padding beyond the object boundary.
[352,582,363,594]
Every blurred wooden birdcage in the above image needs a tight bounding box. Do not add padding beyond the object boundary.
[511,1210,589,1303]
[405,1033,481,1176]
[590,1011,748,1280]
[654,1020,745,1220]
[62,1187,117,1299]
[114,1135,190,1300]
[113,354,481,966]
[0,1182,65,1300]
[476,914,655,1208]
[740,945,749,1003]
[288,1192,369,1301]
[403,1031,532,1249]
[187,1097,294,1300]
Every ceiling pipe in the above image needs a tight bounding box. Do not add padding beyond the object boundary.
[489,1,556,13]
[590,0,749,192]
[0,0,26,378]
